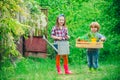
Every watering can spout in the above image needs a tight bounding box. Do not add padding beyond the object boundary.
[42,35,58,52]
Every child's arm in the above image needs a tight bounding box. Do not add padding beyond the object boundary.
[101,37,106,41]
[63,28,70,40]
[51,27,63,40]
[97,33,106,42]
[51,35,62,40]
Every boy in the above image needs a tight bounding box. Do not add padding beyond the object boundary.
[78,22,106,70]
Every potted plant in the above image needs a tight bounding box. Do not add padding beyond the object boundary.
[16,1,48,57]
[24,12,48,57]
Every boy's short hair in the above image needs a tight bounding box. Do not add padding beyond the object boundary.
[90,22,100,32]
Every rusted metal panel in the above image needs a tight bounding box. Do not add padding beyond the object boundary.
[25,36,47,53]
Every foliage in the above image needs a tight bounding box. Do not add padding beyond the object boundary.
[36,0,120,62]
[24,0,47,36]
[99,0,120,58]
[0,57,120,80]
[0,0,28,61]
[0,0,120,79]
[0,0,47,61]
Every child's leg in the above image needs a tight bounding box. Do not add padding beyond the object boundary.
[62,55,68,65]
[93,50,99,69]
[87,51,93,69]
[56,54,62,74]
[62,55,72,74]
[56,54,60,66]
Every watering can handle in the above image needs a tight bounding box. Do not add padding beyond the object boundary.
[43,35,58,52]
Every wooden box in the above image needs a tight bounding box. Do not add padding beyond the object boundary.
[76,40,103,48]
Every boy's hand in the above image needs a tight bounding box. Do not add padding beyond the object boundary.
[100,38,105,41]
[77,38,80,41]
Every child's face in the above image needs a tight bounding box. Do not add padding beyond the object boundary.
[58,16,65,26]
[91,26,98,33]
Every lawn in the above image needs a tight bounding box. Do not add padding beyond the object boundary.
[0,57,120,80]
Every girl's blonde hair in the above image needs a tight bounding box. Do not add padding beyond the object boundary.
[90,22,100,32]
[56,14,66,27]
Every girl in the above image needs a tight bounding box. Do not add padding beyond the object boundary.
[51,14,72,74]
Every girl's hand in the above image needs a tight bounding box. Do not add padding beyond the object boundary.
[57,37,62,40]
[65,35,70,39]
[67,35,70,39]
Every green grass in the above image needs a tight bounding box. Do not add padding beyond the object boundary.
[0,57,120,80]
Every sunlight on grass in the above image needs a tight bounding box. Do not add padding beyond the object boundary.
[58,63,120,80]
[0,57,120,80]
